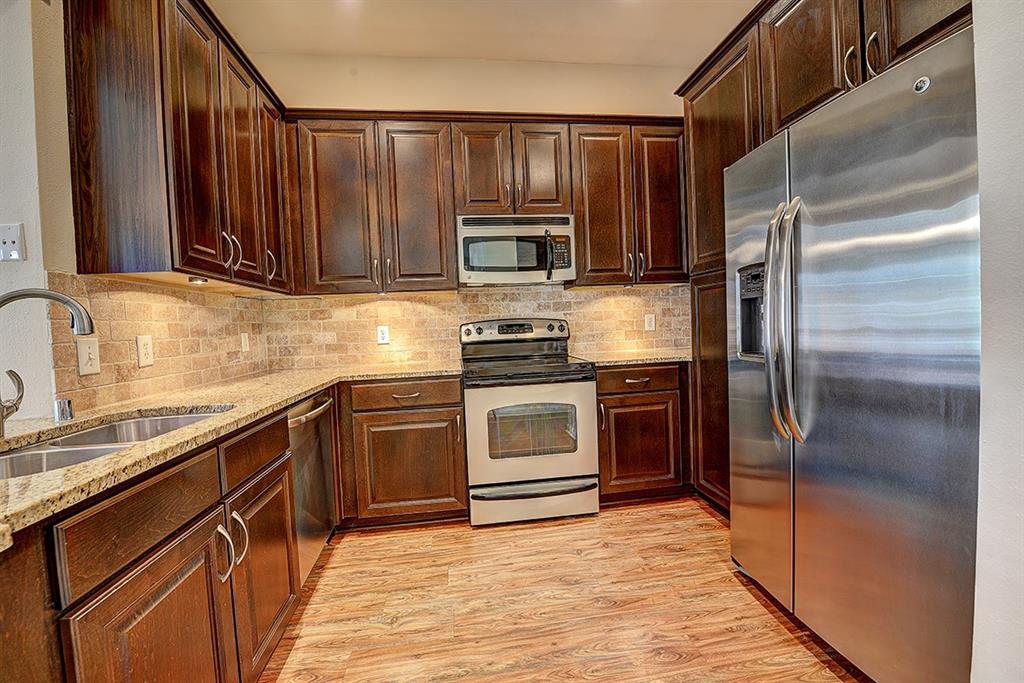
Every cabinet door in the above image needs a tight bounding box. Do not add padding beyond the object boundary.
[353,407,468,519]
[62,509,240,683]
[225,457,299,683]
[219,45,264,286]
[683,28,762,275]
[257,92,289,292]
[452,122,513,215]
[377,121,457,291]
[598,390,684,499]
[632,126,688,283]
[512,123,572,214]
[571,125,634,285]
[862,0,970,75]
[690,271,730,510]
[298,120,381,294]
[163,0,229,278]
[759,0,862,138]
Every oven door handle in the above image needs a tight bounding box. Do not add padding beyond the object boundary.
[544,229,555,280]
[471,481,598,502]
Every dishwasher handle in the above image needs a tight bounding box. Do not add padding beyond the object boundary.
[288,396,334,428]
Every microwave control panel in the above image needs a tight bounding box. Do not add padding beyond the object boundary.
[551,235,572,268]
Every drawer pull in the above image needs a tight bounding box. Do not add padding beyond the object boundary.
[215,524,236,583]
[391,392,421,400]
[624,377,651,384]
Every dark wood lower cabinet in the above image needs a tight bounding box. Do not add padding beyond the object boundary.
[61,508,240,683]
[225,456,299,683]
[598,390,685,501]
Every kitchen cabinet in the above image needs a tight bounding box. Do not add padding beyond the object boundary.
[689,271,730,511]
[452,122,515,214]
[62,508,240,683]
[377,121,458,291]
[681,27,763,275]
[512,123,572,214]
[862,0,971,75]
[258,92,290,292]
[225,457,300,683]
[632,126,688,283]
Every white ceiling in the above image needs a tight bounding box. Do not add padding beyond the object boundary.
[208,0,757,73]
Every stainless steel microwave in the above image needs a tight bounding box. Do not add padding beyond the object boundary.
[457,215,576,286]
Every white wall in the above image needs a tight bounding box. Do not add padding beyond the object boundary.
[249,53,683,115]
[971,0,1024,680]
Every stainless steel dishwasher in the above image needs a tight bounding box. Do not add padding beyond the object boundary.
[287,392,337,585]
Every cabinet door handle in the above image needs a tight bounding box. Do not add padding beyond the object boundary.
[385,258,393,285]
[842,45,857,89]
[215,524,236,583]
[515,183,522,207]
[372,258,379,285]
[627,253,635,278]
[230,511,250,564]
[865,31,880,78]
[638,252,646,278]
[456,413,462,442]
[266,250,278,281]
[221,231,234,269]
[231,235,244,270]
[599,402,607,430]
[505,183,511,206]
[624,377,651,384]
[391,392,421,400]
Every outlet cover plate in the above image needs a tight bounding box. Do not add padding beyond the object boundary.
[0,223,26,262]
[376,325,390,345]
[77,338,100,376]
[644,314,656,331]
[136,335,154,367]
[241,332,250,352]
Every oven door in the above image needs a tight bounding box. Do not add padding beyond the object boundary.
[458,226,576,285]
[464,381,598,486]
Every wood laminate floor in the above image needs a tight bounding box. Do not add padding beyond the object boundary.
[259,498,868,682]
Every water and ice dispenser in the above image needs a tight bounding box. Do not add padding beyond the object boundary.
[737,264,765,361]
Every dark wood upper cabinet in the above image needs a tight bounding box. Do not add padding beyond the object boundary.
[225,457,299,683]
[632,126,688,283]
[682,28,762,275]
[759,0,862,138]
[298,120,381,294]
[452,122,514,214]
[353,407,468,520]
[61,509,240,683]
[377,121,458,291]
[219,44,264,286]
[690,271,730,511]
[862,0,971,75]
[598,390,685,500]
[571,124,635,285]
[164,0,230,279]
[258,92,289,292]
[512,123,572,214]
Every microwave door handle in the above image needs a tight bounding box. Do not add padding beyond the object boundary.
[544,230,554,280]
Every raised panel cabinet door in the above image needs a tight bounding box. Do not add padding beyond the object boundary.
[759,0,862,138]
[61,508,240,683]
[452,122,514,214]
[512,123,572,214]
[353,407,468,519]
[862,0,971,75]
[219,45,265,286]
[377,121,457,291]
[690,271,730,510]
[225,457,300,683]
[298,120,381,294]
[598,390,684,498]
[163,0,229,278]
[632,126,688,283]
[257,92,289,292]
[683,28,762,275]
[571,124,635,285]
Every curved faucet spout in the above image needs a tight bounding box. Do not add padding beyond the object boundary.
[0,288,94,335]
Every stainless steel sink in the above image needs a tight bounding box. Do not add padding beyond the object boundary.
[0,446,126,479]
[48,413,219,447]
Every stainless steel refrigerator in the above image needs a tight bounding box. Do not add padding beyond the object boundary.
[725,27,980,683]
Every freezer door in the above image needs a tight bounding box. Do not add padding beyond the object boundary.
[724,132,794,609]
[787,28,979,683]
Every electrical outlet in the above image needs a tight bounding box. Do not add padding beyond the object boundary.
[644,314,656,331]
[136,335,154,367]
[241,332,250,352]
[376,325,390,345]
[0,223,26,262]
[77,338,100,376]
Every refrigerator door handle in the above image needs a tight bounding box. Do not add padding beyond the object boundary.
[762,201,791,440]
[778,196,807,443]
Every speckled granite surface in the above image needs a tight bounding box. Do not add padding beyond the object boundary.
[0,363,459,552]
[582,349,692,366]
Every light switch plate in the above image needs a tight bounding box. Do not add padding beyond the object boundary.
[0,223,26,262]
[376,325,390,345]
[77,338,100,376]
[136,335,154,367]
[241,332,250,352]
[644,314,656,331]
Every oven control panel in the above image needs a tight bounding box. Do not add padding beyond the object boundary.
[460,318,570,342]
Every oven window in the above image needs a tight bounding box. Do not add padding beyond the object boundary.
[486,403,578,459]
[463,236,547,272]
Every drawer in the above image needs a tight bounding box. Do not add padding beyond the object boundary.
[596,364,679,395]
[53,448,220,608]
[219,413,289,493]
[351,377,462,412]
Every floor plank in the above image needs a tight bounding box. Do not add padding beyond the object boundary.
[259,498,869,682]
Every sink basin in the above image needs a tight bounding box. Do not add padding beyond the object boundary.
[0,446,126,479]
[48,413,220,447]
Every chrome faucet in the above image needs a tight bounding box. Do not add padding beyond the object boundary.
[0,288,95,438]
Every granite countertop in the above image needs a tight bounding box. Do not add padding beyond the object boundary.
[581,349,692,366]
[0,362,460,553]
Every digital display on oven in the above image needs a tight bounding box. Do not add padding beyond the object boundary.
[497,323,533,335]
